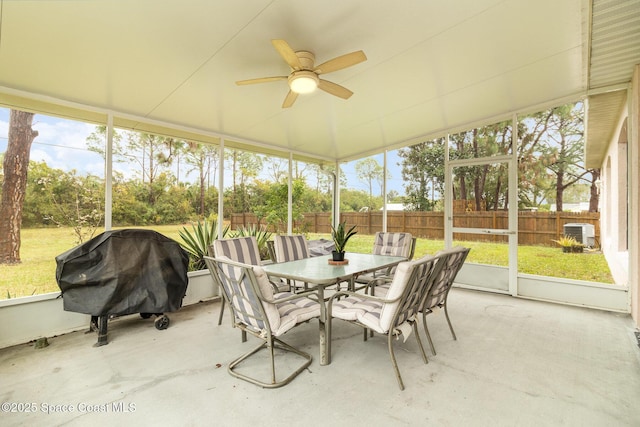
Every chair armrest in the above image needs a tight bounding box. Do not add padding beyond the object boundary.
[327,289,402,307]
[259,288,319,304]
[365,276,393,295]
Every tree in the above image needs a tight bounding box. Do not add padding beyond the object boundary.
[340,188,375,212]
[36,167,104,244]
[518,108,556,209]
[0,110,39,264]
[355,158,383,209]
[306,163,346,194]
[448,121,511,211]
[265,157,288,183]
[543,104,591,211]
[87,128,177,205]
[519,102,597,211]
[253,178,309,232]
[227,150,263,213]
[398,138,445,211]
[183,142,219,216]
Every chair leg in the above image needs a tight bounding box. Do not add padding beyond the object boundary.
[218,298,246,342]
[412,321,428,364]
[387,333,405,391]
[444,304,457,340]
[327,316,332,363]
[268,338,276,385]
[217,299,225,325]
[422,312,437,356]
[227,337,312,388]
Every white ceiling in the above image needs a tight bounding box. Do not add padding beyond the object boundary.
[0,0,632,165]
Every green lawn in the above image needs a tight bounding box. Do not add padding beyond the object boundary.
[0,225,614,300]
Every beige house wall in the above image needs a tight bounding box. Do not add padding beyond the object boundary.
[600,106,630,287]
[631,64,640,327]
[600,64,640,327]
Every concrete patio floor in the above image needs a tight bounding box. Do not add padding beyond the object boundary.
[1,288,639,427]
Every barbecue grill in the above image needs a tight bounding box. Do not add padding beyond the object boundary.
[55,229,190,346]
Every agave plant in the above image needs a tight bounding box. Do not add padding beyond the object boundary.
[231,224,273,260]
[330,221,358,253]
[552,235,584,253]
[179,218,229,271]
[552,235,580,247]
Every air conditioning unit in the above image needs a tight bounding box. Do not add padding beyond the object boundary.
[563,223,595,248]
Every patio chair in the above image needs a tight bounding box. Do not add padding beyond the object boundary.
[273,234,311,291]
[211,236,263,266]
[204,255,320,388]
[353,232,416,288]
[210,237,288,329]
[419,246,470,355]
[274,234,310,261]
[266,240,277,263]
[327,254,440,390]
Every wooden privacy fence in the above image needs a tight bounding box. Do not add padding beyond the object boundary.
[231,211,600,247]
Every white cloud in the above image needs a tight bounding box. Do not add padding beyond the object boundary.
[1,110,102,176]
[29,148,54,165]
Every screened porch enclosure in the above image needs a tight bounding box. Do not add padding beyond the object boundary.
[0,0,639,342]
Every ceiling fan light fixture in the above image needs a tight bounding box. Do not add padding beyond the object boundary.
[289,71,319,94]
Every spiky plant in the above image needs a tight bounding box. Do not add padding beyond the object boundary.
[552,235,580,248]
[232,224,272,260]
[179,218,229,270]
[330,221,358,253]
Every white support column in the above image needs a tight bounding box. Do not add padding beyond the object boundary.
[509,113,519,297]
[383,151,388,232]
[334,161,341,226]
[288,153,293,235]
[104,113,113,231]
[217,139,225,239]
[444,134,452,248]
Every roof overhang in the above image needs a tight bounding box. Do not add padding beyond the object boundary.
[584,0,640,169]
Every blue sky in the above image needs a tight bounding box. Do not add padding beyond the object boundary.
[0,109,104,177]
[0,108,406,197]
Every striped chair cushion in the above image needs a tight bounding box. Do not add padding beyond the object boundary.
[274,235,310,262]
[253,266,320,337]
[369,254,436,299]
[331,296,386,333]
[422,247,467,310]
[331,260,417,333]
[353,232,414,284]
[377,260,417,330]
[213,236,262,265]
[215,256,272,333]
[372,232,413,257]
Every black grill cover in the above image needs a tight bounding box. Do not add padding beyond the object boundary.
[55,229,189,316]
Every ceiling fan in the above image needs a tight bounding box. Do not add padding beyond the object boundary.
[236,39,367,108]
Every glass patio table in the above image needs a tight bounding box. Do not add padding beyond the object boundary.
[262,252,406,365]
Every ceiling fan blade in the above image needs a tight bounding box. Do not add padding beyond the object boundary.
[282,90,298,108]
[236,76,287,85]
[272,39,302,70]
[314,50,367,75]
[318,79,353,99]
